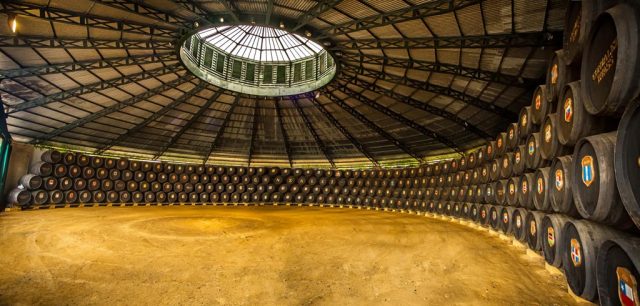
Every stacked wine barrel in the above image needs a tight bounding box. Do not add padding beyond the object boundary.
[4,1,640,304]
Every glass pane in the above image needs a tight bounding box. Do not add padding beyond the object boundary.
[232,60,242,79]
[192,39,199,58]
[293,63,302,82]
[305,60,313,80]
[203,47,214,68]
[263,65,273,83]
[216,53,225,73]
[246,63,255,82]
[185,36,192,50]
[319,53,326,74]
[276,66,286,84]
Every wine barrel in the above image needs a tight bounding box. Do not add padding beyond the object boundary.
[533,167,552,212]
[76,154,89,167]
[90,156,104,168]
[525,133,545,169]
[108,169,120,181]
[144,191,155,203]
[483,184,494,204]
[541,214,573,268]
[581,3,640,116]
[19,174,42,190]
[550,156,580,216]
[59,177,72,191]
[7,188,31,206]
[73,178,86,191]
[68,165,81,178]
[563,0,613,65]
[506,177,519,206]
[484,141,496,162]
[82,167,95,179]
[480,204,492,226]
[557,81,608,146]
[541,114,571,160]
[489,159,500,181]
[43,176,57,191]
[116,158,129,170]
[78,189,92,203]
[62,152,76,165]
[506,123,519,150]
[495,180,507,205]
[105,190,118,203]
[573,132,634,229]
[531,85,552,125]
[64,190,78,204]
[499,206,516,234]
[141,162,153,173]
[596,237,640,306]
[479,164,490,183]
[546,50,579,103]
[132,191,144,203]
[104,158,116,169]
[129,160,141,172]
[31,190,48,205]
[495,132,507,158]
[489,205,501,230]
[562,219,629,301]
[114,180,126,192]
[519,106,535,139]
[122,170,133,181]
[87,178,100,191]
[500,153,513,179]
[615,101,640,229]
[512,208,528,241]
[30,161,52,176]
[469,203,480,222]
[53,164,67,178]
[467,151,478,169]
[525,210,545,251]
[41,149,62,164]
[49,190,64,204]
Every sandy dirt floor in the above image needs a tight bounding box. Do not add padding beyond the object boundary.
[0,206,584,305]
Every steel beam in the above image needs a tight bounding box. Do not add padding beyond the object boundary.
[30,75,195,145]
[321,89,424,163]
[307,95,380,167]
[338,76,493,140]
[95,82,206,154]
[275,99,293,168]
[335,84,463,155]
[338,52,532,87]
[203,95,240,163]
[265,0,274,25]
[1,53,176,79]
[98,0,194,29]
[0,35,174,50]
[0,1,179,39]
[316,0,482,39]
[340,63,518,120]
[292,0,344,31]
[173,0,239,23]
[153,88,224,159]
[247,100,259,166]
[330,31,562,50]
[292,99,335,168]
[8,63,183,114]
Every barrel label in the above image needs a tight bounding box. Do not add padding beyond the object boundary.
[537,177,544,194]
[544,124,552,143]
[503,157,509,168]
[491,210,497,221]
[487,145,492,155]
[516,215,521,228]
[503,212,508,224]
[522,181,528,194]
[530,220,536,236]
[481,210,486,219]
[509,129,514,140]
[547,227,555,247]
[564,98,573,123]
[551,64,559,85]
[528,141,535,156]
[535,94,542,110]
[617,267,639,306]
[581,156,595,187]
[515,152,521,163]
[569,11,581,43]
[570,239,582,267]
[497,138,503,148]
[555,170,564,191]
[521,113,528,128]
[592,39,618,84]
[509,183,515,195]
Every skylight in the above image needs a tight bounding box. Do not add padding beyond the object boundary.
[179,25,336,97]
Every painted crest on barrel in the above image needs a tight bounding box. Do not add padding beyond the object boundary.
[497,138,503,148]
[544,123,552,143]
[551,64,558,85]
[521,113,528,127]
[535,94,542,110]
[509,128,514,140]
[503,212,508,224]
[581,155,595,187]
[509,183,515,195]
[570,239,582,267]
[547,227,555,247]
[522,180,528,194]
[616,267,639,306]
[503,157,509,168]
[516,215,521,228]
[491,210,497,221]
[564,97,573,123]
[515,152,521,164]
[481,209,486,219]
[537,177,544,194]
[555,169,564,191]
[530,220,536,236]
[528,141,535,156]
[487,145,492,155]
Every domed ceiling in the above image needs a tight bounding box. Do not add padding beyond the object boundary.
[0,0,566,168]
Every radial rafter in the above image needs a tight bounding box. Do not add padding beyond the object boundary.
[153,88,225,160]
[322,88,424,163]
[275,99,293,168]
[335,84,463,155]
[95,81,205,154]
[340,63,518,121]
[97,0,194,29]
[30,75,195,145]
[0,1,179,39]
[316,0,483,39]
[0,35,174,50]
[203,95,241,163]
[308,95,380,167]
[292,0,344,31]
[247,100,259,166]
[292,98,335,168]
[8,63,183,113]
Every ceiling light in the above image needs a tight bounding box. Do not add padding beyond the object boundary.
[305,30,312,38]
[219,17,225,23]
[194,21,199,28]
[279,21,285,29]
[8,15,17,33]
